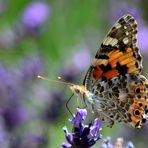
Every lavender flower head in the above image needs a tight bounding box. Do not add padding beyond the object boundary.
[62,108,102,148]
[22,2,50,31]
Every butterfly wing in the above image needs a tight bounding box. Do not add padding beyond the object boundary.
[84,14,142,90]
[82,15,148,128]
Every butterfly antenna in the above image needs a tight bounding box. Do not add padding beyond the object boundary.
[37,75,74,86]
[66,93,74,117]
[38,75,75,117]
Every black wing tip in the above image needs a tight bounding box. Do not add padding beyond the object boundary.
[121,14,135,19]
[119,14,136,23]
[117,14,137,28]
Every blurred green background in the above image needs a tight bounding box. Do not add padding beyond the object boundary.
[0,0,148,147]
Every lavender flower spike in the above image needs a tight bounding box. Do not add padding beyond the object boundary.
[62,108,102,148]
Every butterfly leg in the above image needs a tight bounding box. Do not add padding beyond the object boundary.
[66,94,75,117]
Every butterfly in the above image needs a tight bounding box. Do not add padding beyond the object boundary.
[69,14,148,128]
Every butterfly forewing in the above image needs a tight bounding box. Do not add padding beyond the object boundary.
[84,15,143,91]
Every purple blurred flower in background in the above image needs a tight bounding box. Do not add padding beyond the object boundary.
[102,137,134,148]
[21,55,44,80]
[17,132,47,148]
[0,56,50,147]
[0,117,10,147]
[43,91,66,122]
[62,108,102,148]
[22,1,50,33]
[0,0,7,15]
[0,64,32,131]
[109,0,140,22]
[101,137,114,148]
[72,49,91,71]
[0,65,19,105]
[61,49,91,81]
[0,27,22,50]
[138,26,148,53]
[2,107,24,130]
[0,1,50,49]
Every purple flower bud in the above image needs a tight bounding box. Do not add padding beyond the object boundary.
[62,142,72,148]
[70,108,87,125]
[102,137,114,148]
[126,141,134,148]
[88,118,102,140]
[63,126,73,144]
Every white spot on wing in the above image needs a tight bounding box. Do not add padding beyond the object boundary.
[103,36,118,46]
[132,36,137,47]
[124,26,127,29]
[110,38,118,46]
[123,37,128,44]
[114,23,121,29]
[125,31,129,36]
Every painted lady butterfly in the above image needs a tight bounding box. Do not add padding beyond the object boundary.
[70,14,148,128]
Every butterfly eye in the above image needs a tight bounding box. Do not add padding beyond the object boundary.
[75,89,80,94]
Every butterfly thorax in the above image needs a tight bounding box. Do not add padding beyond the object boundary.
[69,85,93,103]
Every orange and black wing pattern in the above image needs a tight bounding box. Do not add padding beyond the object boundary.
[84,15,142,89]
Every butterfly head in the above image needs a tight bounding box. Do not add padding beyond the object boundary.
[69,85,87,98]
